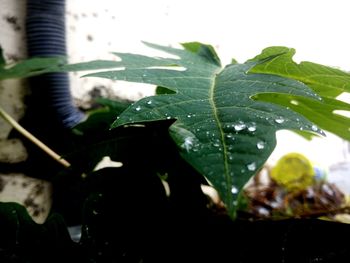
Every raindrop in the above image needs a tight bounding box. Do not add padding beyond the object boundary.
[234,121,246,131]
[181,137,194,152]
[256,141,265,150]
[135,106,141,111]
[311,124,318,131]
[213,142,220,147]
[226,134,234,139]
[248,123,257,132]
[166,116,171,119]
[290,100,299,105]
[187,114,192,118]
[247,162,256,171]
[275,117,285,124]
[147,100,152,105]
[231,186,238,194]
[228,154,234,161]
[196,128,201,132]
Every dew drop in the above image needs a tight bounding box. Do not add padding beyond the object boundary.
[231,186,238,194]
[228,154,234,161]
[181,137,194,152]
[166,116,171,119]
[256,141,265,150]
[187,114,192,118]
[248,124,257,132]
[213,142,220,147]
[290,100,299,105]
[234,121,246,131]
[275,117,285,124]
[226,134,233,139]
[147,100,152,105]
[135,106,141,111]
[247,162,256,171]
[311,124,318,131]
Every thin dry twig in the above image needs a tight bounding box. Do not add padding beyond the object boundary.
[0,105,71,168]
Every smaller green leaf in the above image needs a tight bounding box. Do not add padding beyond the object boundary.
[73,98,131,135]
[250,46,350,97]
[252,93,350,140]
[0,57,66,80]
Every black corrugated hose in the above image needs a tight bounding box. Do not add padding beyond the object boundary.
[26,0,85,128]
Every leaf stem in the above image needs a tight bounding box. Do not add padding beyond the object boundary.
[0,105,71,168]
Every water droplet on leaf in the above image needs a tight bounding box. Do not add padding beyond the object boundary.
[135,106,141,111]
[256,141,265,150]
[181,137,194,152]
[275,117,285,124]
[231,186,238,194]
[247,162,256,171]
[234,121,246,131]
[290,100,299,105]
[248,123,257,132]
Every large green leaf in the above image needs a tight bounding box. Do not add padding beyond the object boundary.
[84,42,322,217]
[249,47,350,141]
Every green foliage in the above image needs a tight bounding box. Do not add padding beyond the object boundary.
[1,42,350,260]
[250,47,350,141]
[82,42,324,217]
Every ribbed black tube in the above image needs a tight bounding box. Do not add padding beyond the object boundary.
[26,0,84,128]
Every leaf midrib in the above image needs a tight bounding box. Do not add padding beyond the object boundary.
[208,68,231,203]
